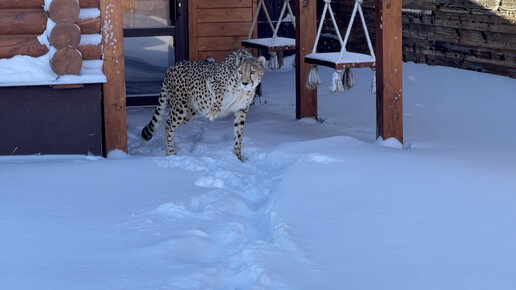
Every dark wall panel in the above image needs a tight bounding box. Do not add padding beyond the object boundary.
[0,84,103,156]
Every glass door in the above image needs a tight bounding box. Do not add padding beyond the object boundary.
[122,0,188,106]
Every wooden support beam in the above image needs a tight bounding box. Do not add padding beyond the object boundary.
[0,10,47,35]
[0,36,100,59]
[376,0,403,143]
[0,36,49,58]
[295,0,318,119]
[0,0,44,9]
[77,43,102,60]
[195,0,253,9]
[101,0,128,154]
[79,0,101,8]
[77,16,101,34]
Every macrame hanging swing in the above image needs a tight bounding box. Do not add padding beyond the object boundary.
[304,0,376,93]
[242,0,296,70]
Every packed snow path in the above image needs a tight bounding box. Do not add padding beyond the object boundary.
[129,153,309,289]
[125,113,317,289]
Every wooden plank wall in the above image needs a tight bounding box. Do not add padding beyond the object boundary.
[328,0,516,78]
[189,0,257,61]
[0,0,101,61]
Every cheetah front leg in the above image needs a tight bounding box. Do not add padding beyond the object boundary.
[232,109,248,161]
[207,82,225,121]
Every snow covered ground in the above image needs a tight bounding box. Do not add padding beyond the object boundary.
[1,58,516,290]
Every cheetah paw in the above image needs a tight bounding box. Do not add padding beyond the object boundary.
[207,110,218,122]
[233,150,244,162]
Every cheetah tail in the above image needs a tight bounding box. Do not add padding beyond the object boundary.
[141,83,169,141]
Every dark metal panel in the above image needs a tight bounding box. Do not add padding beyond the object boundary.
[0,84,103,156]
[175,0,188,61]
[123,26,176,37]
[126,94,159,107]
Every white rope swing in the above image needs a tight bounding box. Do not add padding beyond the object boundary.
[242,0,296,70]
[305,0,376,93]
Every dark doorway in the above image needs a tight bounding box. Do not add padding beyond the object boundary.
[122,0,188,107]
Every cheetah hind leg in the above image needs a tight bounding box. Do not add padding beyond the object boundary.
[164,104,195,156]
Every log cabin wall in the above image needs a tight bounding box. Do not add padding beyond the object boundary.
[323,0,516,78]
[188,0,257,61]
[0,0,102,71]
[0,0,110,156]
[0,0,49,59]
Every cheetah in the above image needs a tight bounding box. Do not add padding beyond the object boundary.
[141,49,266,161]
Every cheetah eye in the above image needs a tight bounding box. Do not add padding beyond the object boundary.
[238,70,242,74]
[250,71,255,75]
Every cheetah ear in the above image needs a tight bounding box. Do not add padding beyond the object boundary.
[257,56,266,68]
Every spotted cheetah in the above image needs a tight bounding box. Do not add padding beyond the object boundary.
[141,49,266,161]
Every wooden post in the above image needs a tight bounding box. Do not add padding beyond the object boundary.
[295,0,317,119]
[376,0,403,143]
[101,0,128,154]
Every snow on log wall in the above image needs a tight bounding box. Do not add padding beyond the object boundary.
[0,0,102,76]
[0,0,49,58]
[324,0,516,78]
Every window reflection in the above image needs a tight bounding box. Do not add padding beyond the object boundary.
[122,0,171,27]
[124,36,175,96]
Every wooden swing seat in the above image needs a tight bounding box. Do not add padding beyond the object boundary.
[305,52,375,70]
[305,0,376,70]
[243,0,296,55]
[241,37,296,53]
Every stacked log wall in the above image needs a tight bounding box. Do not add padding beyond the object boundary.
[325,0,516,78]
[0,0,102,71]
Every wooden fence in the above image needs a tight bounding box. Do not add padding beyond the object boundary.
[0,0,102,75]
[324,0,516,78]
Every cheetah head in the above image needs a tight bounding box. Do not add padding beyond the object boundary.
[236,56,266,91]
